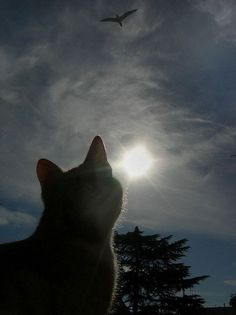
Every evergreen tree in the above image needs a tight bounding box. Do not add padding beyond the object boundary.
[113,227,208,315]
[230,293,236,309]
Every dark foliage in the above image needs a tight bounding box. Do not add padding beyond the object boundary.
[229,293,236,309]
[112,226,208,315]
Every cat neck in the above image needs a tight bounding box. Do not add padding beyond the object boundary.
[31,206,114,262]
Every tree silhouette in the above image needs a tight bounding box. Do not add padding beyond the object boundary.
[230,293,236,309]
[112,227,208,315]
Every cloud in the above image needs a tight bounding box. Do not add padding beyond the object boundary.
[0,0,235,240]
[0,205,36,227]
[196,0,236,42]
[224,280,236,286]
[197,0,235,26]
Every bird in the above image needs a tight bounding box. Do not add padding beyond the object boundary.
[100,9,138,27]
[230,155,236,158]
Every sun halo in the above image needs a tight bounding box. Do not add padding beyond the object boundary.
[120,145,153,179]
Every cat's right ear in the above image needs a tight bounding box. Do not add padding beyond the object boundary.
[37,159,63,186]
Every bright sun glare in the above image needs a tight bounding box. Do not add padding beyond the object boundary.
[120,146,153,178]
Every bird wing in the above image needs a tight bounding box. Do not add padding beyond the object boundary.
[100,17,118,22]
[120,9,138,21]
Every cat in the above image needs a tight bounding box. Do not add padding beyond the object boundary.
[0,136,123,315]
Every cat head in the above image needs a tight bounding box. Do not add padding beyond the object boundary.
[36,136,123,241]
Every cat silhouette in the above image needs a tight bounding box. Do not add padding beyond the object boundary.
[0,136,123,315]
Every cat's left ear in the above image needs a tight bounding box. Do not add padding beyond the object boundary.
[84,136,108,164]
[37,159,63,186]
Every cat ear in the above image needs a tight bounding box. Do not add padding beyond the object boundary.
[84,136,108,164]
[37,159,63,186]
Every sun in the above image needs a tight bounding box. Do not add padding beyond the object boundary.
[120,146,153,178]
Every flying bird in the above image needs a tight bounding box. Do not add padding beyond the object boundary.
[230,155,236,158]
[100,9,138,27]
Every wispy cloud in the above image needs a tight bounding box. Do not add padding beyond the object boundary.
[197,0,235,26]
[0,0,235,240]
[224,280,236,286]
[196,0,236,41]
[0,205,36,227]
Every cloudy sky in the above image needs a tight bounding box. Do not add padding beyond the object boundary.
[0,0,236,307]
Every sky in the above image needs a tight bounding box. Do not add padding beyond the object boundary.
[0,0,235,307]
